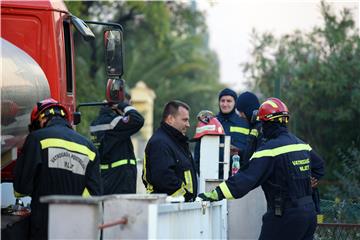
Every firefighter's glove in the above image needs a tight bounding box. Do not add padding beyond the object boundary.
[198,187,223,202]
[116,102,130,112]
[249,122,262,138]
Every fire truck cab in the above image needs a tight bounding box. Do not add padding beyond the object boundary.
[1,1,123,238]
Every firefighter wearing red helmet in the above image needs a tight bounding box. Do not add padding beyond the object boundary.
[28,98,70,132]
[258,97,290,122]
[14,98,102,239]
[198,97,325,240]
[90,85,144,195]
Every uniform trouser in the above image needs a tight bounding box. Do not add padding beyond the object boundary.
[259,203,317,240]
[101,164,137,194]
[29,202,48,240]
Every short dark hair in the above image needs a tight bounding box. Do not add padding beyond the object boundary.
[162,100,190,121]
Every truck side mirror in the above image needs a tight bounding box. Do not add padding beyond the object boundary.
[73,112,81,125]
[71,16,95,41]
[104,30,123,78]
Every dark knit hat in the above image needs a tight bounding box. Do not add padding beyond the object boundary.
[236,91,260,122]
[218,88,237,102]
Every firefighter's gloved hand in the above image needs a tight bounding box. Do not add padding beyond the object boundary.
[198,187,223,202]
[116,102,130,112]
[249,122,262,137]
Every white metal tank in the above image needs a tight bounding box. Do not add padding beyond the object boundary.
[1,38,50,165]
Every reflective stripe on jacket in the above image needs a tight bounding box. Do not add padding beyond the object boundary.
[90,105,144,194]
[142,122,198,201]
[216,111,249,151]
[218,127,315,208]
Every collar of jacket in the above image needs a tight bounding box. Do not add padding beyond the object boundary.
[160,121,189,144]
[217,110,238,122]
[46,117,72,129]
[262,122,288,139]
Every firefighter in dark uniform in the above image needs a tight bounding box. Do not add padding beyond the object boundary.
[235,91,262,169]
[236,92,325,214]
[14,98,102,240]
[90,79,144,194]
[198,97,325,240]
[217,88,249,152]
[142,100,198,201]
[194,88,249,177]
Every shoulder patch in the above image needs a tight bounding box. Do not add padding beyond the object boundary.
[122,116,129,123]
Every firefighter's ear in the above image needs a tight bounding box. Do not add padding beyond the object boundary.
[165,114,175,125]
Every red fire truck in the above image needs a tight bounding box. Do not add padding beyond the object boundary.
[1,0,124,179]
[1,1,123,237]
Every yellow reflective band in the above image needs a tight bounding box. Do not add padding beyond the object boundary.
[82,187,91,197]
[263,100,278,108]
[14,191,27,198]
[146,179,154,193]
[142,155,154,193]
[40,138,96,161]
[230,126,249,135]
[100,164,109,170]
[142,154,148,182]
[146,186,154,194]
[292,159,310,166]
[299,165,310,171]
[249,129,258,137]
[112,160,127,168]
[184,170,193,194]
[219,182,234,199]
[101,159,136,170]
[112,159,135,168]
[317,214,324,224]
[49,108,55,114]
[171,183,186,197]
[250,144,312,160]
[142,155,148,184]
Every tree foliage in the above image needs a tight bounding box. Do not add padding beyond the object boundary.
[327,144,360,201]
[65,1,222,137]
[243,2,360,179]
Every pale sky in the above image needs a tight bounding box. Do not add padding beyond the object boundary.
[197,0,360,91]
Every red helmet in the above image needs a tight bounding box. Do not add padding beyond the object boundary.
[106,78,125,103]
[258,97,289,122]
[29,98,70,131]
[30,98,70,125]
[193,110,225,140]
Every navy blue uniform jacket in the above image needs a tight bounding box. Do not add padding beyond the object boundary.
[216,111,249,151]
[90,104,144,194]
[14,117,102,239]
[143,122,198,201]
[218,125,324,208]
[194,111,249,174]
